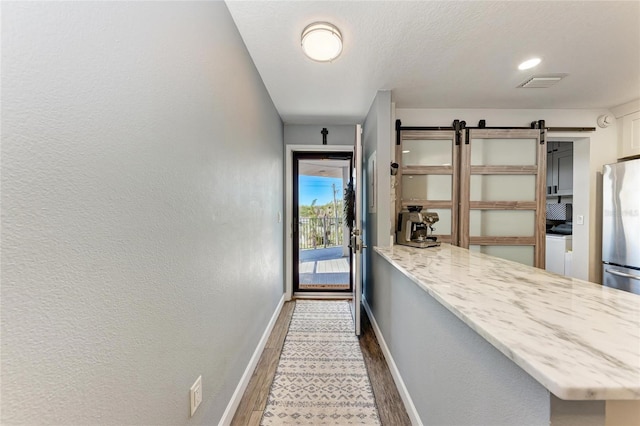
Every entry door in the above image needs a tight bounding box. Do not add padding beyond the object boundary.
[292,152,353,294]
[351,125,364,336]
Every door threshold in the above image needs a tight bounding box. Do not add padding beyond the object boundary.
[293,292,353,300]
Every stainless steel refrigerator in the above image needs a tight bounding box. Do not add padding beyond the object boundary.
[602,158,640,295]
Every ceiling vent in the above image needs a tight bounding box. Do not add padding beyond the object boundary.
[518,74,568,88]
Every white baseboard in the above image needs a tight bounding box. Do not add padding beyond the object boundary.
[362,297,423,426]
[218,294,285,426]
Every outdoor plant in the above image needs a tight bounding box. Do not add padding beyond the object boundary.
[343,181,354,230]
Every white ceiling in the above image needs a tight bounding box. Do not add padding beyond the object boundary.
[226,1,640,125]
[299,159,349,178]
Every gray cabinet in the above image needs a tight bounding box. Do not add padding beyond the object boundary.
[546,142,573,196]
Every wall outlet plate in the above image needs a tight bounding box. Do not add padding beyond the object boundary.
[190,375,202,417]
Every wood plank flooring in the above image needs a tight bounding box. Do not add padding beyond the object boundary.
[230,300,410,426]
[231,301,295,426]
[359,306,412,426]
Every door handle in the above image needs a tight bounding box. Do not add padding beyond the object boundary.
[606,269,640,281]
[553,185,558,193]
[547,186,551,195]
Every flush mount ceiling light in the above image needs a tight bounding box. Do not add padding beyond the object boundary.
[518,57,542,70]
[301,22,343,62]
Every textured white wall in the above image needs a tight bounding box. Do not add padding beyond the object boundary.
[1,2,283,424]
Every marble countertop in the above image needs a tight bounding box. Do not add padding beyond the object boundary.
[374,244,640,401]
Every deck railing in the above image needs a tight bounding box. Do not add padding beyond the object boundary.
[299,216,345,249]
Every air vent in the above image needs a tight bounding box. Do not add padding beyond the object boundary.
[518,74,568,88]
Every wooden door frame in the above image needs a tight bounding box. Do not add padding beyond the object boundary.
[395,130,459,245]
[285,145,354,301]
[459,129,547,267]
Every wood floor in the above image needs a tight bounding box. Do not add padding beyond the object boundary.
[231,302,295,426]
[230,300,411,426]
[359,306,412,426]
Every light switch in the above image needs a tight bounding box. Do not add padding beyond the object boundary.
[190,375,202,417]
[576,215,584,225]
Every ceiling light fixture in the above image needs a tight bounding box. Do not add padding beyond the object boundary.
[518,57,542,70]
[301,22,343,62]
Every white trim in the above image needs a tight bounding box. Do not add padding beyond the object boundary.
[285,144,354,301]
[218,295,285,426]
[293,292,353,300]
[362,297,423,426]
[610,99,640,118]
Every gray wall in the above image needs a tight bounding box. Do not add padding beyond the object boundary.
[362,91,392,248]
[369,254,551,425]
[1,2,284,424]
[362,91,392,304]
[284,124,355,146]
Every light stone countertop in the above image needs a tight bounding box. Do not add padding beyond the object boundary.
[374,244,640,401]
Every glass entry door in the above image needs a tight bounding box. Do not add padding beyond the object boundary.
[292,152,353,293]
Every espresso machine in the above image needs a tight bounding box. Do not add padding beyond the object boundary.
[396,206,441,248]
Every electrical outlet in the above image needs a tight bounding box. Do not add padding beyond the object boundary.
[190,375,202,417]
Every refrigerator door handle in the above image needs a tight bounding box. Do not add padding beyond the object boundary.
[606,269,640,281]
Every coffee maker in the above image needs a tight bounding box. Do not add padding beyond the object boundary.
[396,206,441,248]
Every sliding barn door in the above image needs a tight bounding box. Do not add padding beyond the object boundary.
[459,129,546,268]
[396,130,459,244]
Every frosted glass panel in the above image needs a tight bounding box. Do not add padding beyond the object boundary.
[422,208,451,235]
[402,139,452,166]
[471,138,537,166]
[469,245,534,266]
[470,175,536,201]
[402,175,452,201]
[469,210,535,236]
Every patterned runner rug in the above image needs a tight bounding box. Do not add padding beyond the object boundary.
[261,300,380,425]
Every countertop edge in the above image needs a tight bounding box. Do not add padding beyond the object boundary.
[372,246,640,401]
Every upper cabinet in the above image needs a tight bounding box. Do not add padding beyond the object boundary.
[546,142,573,197]
[611,100,640,160]
[619,111,640,159]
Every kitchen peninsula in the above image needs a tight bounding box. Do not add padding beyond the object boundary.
[369,244,640,426]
